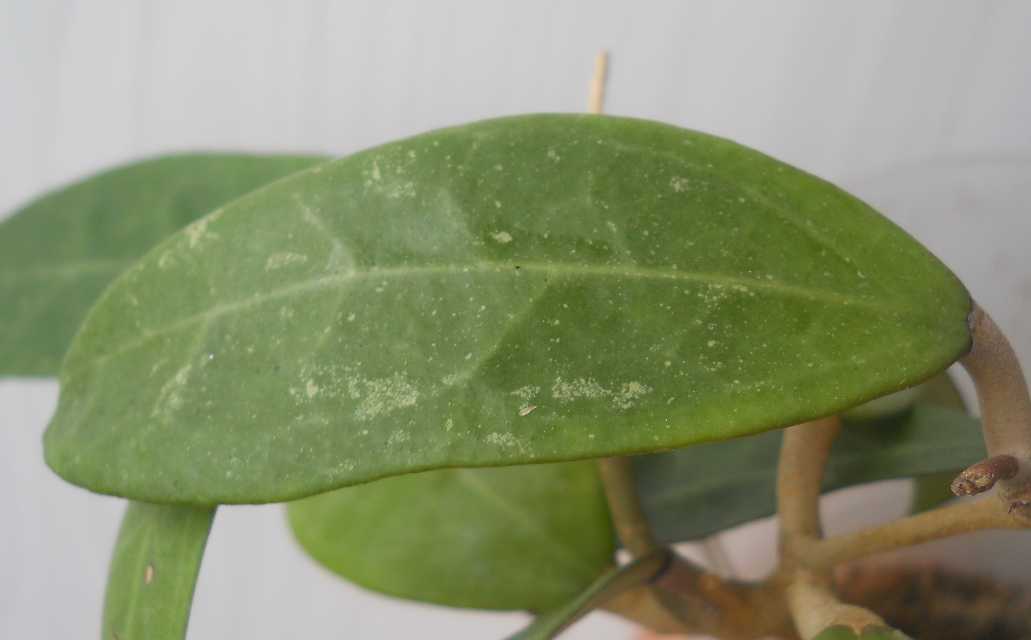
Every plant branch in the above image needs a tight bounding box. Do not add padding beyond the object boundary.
[801,497,1025,569]
[597,456,660,557]
[786,570,885,638]
[588,51,608,114]
[778,416,842,546]
[959,305,1031,520]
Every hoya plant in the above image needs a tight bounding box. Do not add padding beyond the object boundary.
[3,77,1029,639]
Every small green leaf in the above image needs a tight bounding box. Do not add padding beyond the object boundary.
[288,461,614,611]
[0,153,324,377]
[45,114,971,504]
[637,376,985,542]
[102,502,215,640]
[505,551,668,640]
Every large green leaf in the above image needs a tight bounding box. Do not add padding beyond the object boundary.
[637,395,984,543]
[102,502,215,640]
[0,153,323,376]
[288,461,614,611]
[44,114,971,504]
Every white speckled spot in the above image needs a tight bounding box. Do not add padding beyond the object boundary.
[348,373,420,421]
[491,231,513,244]
[265,252,308,271]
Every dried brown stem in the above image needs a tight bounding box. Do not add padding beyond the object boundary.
[960,305,1031,519]
[952,454,1019,496]
[802,497,1025,570]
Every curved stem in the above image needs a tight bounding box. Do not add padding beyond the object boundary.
[787,570,885,639]
[597,457,660,557]
[777,416,841,550]
[801,497,1024,570]
[959,305,1031,519]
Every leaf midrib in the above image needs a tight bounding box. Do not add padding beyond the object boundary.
[73,259,905,373]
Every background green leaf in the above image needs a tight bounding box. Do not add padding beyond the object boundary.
[636,374,984,542]
[0,153,323,376]
[505,551,668,640]
[288,461,614,611]
[102,502,215,640]
[45,114,971,504]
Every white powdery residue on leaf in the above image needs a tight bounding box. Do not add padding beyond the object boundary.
[265,252,309,271]
[151,364,193,419]
[387,429,410,446]
[552,376,609,402]
[348,372,420,421]
[490,231,513,244]
[183,209,224,249]
[509,385,540,402]
[486,432,521,449]
[386,181,417,199]
[612,381,653,410]
[670,176,690,192]
[552,376,654,410]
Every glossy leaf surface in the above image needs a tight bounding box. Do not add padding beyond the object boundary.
[45,114,971,504]
[637,376,984,542]
[102,502,215,640]
[0,154,323,376]
[288,461,614,611]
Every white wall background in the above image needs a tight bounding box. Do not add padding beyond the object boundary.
[2,1,1030,638]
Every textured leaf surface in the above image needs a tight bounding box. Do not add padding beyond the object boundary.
[45,114,971,504]
[288,461,614,611]
[102,502,215,640]
[637,375,984,542]
[0,154,323,376]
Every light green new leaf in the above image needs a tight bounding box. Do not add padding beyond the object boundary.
[288,461,614,611]
[45,114,971,504]
[0,153,324,376]
[636,375,984,542]
[102,502,215,640]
